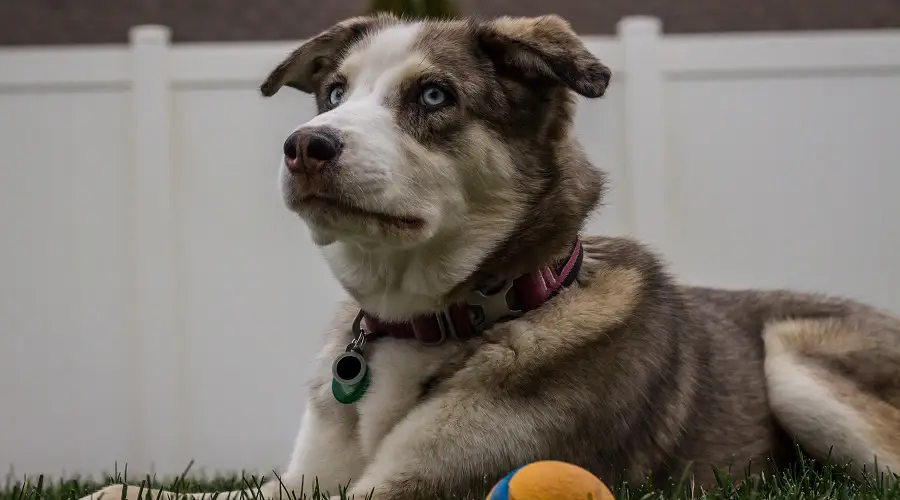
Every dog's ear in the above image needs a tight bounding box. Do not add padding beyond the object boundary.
[260,14,397,97]
[476,15,611,98]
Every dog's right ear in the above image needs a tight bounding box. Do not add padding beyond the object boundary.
[476,15,611,98]
[260,14,396,97]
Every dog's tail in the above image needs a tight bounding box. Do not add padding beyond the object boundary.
[736,288,900,483]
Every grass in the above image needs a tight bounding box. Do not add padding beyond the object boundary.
[3,454,899,500]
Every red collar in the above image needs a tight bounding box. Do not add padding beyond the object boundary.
[361,239,584,345]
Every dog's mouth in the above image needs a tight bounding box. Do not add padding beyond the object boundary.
[297,195,425,230]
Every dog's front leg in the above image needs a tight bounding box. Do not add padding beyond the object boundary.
[79,399,363,500]
[77,400,361,500]
[278,399,366,498]
[338,392,550,500]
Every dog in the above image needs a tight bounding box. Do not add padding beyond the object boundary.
[82,12,900,500]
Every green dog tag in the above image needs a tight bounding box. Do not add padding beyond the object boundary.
[332,349,370,404]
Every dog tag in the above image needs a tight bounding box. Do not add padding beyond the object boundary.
[331,312,371,404]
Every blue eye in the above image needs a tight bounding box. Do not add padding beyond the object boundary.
[419,85,447,108]
[328,85,345,107]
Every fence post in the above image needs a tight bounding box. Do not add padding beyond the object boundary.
[618,16,668,251]
[129,24,185,477]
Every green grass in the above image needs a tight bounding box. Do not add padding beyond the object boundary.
[3,455,899,500]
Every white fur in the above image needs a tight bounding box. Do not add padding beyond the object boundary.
[281,404,365,495]
[353,339,462,456]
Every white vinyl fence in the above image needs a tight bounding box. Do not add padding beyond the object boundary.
[2,16,900,481]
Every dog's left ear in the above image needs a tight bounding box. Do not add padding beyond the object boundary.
[476,15,611,98]
[260,13,396,97]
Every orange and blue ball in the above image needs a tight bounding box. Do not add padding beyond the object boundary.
[487,460,614,500]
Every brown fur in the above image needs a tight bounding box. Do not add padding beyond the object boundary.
[81,13,900,500]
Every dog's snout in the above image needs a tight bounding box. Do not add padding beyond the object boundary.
[283,127,343,174]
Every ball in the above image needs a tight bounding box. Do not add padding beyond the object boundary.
[486,461,614,500]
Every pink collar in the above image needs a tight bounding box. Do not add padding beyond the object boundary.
[361,239,584,345]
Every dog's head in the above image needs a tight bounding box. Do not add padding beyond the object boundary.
[262,13,610,317]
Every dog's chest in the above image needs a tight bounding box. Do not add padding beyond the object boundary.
[353,338,463,457]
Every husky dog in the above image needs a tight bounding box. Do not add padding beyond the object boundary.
[82,12,900,500]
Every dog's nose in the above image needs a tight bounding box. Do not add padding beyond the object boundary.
[283,127,342,173]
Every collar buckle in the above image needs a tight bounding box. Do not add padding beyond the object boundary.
[467,279,523,333]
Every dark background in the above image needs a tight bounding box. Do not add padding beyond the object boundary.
[3,0,900,46]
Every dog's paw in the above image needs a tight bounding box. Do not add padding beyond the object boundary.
[78,484,186,500]
[78,484,133,500]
